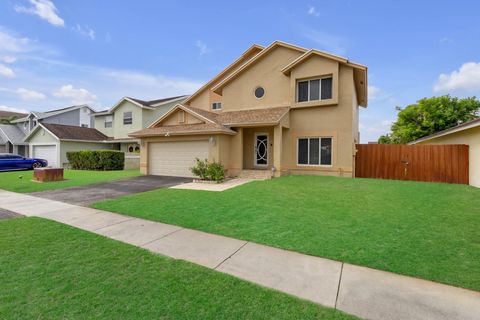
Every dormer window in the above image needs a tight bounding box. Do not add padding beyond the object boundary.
[212,102,222,110]
[297,77,333,102]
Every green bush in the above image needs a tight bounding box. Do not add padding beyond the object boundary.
[190,158,225,182]
[206,161,225,182]
[66,150,125,170]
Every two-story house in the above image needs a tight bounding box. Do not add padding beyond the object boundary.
[93,95,188,168]
[130,41,368,178]
[1,105,94,157]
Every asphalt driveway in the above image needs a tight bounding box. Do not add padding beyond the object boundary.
[29,175,190,206]
[0,208,22,219]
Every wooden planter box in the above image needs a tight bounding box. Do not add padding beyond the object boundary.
[33,168,64,182]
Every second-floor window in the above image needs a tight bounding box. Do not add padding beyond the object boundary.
[105,116,113,128]
[123,112,132,125]
[212,102,222,110]
[297,77,333,102]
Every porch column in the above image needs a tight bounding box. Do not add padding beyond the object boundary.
[273,125,282,177]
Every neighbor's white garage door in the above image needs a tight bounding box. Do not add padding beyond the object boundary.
[32,145,57,167]
[148,140,209,177]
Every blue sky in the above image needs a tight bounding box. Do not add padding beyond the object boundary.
[0,0,479,142]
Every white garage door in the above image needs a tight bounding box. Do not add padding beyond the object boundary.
[32,145,57,167]
[148,140,209,177]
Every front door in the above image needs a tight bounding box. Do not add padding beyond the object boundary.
[255,133,268,166]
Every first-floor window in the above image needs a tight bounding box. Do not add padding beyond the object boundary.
[297,137,332,166]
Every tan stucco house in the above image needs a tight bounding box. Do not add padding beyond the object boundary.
[131,41,368,178]
[410,118,480,188]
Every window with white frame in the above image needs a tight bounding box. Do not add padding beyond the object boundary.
[123,112,132,125]
[211,102,222,110]
[297,77,333,102]
[297,137,332,166]
[104,115,113,128]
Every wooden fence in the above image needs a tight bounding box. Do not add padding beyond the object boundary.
[355,144,469,184]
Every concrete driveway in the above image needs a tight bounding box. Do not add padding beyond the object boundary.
[0,208,22,219]
[30,175,190,206]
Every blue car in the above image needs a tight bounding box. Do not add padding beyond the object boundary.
[0,153,48,171]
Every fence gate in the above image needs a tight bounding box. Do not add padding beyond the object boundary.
[355,144,469,184]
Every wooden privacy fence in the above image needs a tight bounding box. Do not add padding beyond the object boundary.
[355,144,469,184]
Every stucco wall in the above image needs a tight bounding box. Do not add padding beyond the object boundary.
[416,126,480,188]
[28,127,58,143]
[94,114,114,137]
[112,101,144,139]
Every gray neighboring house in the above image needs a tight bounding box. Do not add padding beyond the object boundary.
[24,123,114,168]
[0,124,29,155]
[4,105,95,157]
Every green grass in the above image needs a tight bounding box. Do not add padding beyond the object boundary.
[0,169,140,193]
[93,175,480,292]
[0,217,356,319]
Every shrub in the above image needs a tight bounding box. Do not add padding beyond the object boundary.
[206,161,225,182]
[190,158,225,182]
[190,158,208,180]
[66,150,125,170]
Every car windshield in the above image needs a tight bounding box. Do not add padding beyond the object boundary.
[0,154,23,159]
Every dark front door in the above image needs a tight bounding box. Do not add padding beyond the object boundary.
[255,134,268,166]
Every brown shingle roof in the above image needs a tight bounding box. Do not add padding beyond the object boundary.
[131,105,290,138]
[181,105,289,126]
[42,123,109,141]
[217,106,289,125]
[130,123,236,137]
[0,110,28,119]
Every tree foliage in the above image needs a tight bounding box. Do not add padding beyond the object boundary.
[378,95,480,144]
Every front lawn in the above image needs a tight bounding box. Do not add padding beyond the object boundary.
[93,175,480,292]
[0,217,355,319]
[0,169,140,193]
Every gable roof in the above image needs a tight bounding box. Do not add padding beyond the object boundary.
[25,123,109,142]
[183,44,264,105]
[0,124,27,145]
[409,118,480,145]
[210,41,368,107]
[211,41,307,95]
[12,105,95,123]
[132,104,290,138]
[95,95,188,116]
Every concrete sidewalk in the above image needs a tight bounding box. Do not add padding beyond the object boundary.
[0,189,479,320]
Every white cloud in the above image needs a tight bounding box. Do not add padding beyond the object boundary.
[434,62,480,93]
[302,28,347,55]
[368,85,381,100]
[0,28,31,53]
[359,119,393,142]
[1,56,17,63]
[14,0,65,27]
[75,24,95,40]
[53,84,97,104]
[308,6,320,17]
[196,40,211,56]
[0,105,29,114]
[0,64,15,78]
[16,88,46,101]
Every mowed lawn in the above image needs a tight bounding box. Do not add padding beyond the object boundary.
[0,169,140,193]
[0,217,355,320]
[93,175,480,292]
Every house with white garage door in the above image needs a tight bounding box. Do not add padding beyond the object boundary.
[130,41,367,178]
[5,104,96,157]
[24,123,114,167]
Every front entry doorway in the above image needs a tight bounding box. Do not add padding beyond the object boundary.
[254,133,268,166]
